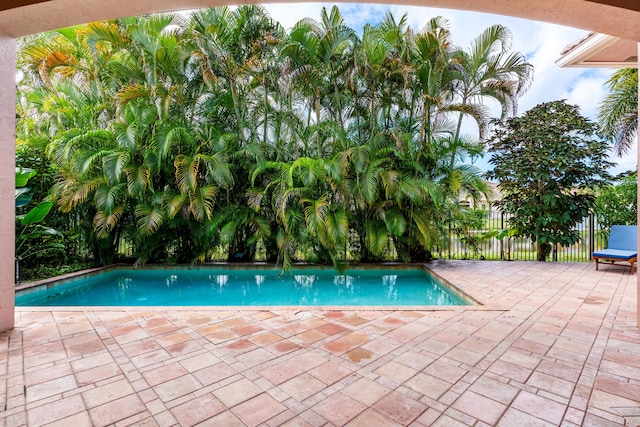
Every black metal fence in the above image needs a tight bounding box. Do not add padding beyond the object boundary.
[112,210,610,263]
[440,210,607,262]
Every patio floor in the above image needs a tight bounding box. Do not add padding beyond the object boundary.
[2,260,640,426]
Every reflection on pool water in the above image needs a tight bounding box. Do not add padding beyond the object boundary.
[16,267,473,307]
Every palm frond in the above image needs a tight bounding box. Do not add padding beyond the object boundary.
[124,164,151,198]
[597,68,638,156]
[117,84,150,105]
[174,154,199,194]
[365,220,388,256]
[189,185,218,221]
[102,151,129,184]
[94,183,125,212]
[134,204,164,236]
[94,204,125,238]
[163,192,187,219]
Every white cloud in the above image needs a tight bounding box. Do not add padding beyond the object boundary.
[264,3,328,30]
[562,73,609,117]
[263,2,635,173]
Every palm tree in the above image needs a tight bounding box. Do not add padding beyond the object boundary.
[18,24,127,261]
[281,6,357,157]
[190,6,279,147]
[450,25,533,141]
[26,14,234,264]
[352,12,413,140]
[598,68,638,156]
[407,18,456,154]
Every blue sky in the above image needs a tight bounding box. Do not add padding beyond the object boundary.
[263,2,637,174]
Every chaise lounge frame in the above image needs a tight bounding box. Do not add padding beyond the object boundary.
[592,225,637,274]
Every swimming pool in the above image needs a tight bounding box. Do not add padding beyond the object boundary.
[15,266,474,307]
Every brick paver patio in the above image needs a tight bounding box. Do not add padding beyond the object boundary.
[2,260,639,426]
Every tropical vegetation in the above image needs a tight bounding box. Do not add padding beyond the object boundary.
[595,171,637,232]
[597,68,637,156]
[15,167,64,281]
[16,6,534,273]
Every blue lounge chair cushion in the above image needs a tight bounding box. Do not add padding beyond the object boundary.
[603,225,637,252]
[592,248,637,260]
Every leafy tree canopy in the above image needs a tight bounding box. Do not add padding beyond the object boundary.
[487,100,613,261]
[595,171,637,232]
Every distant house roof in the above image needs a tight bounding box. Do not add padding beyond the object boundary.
[556,32,638,68]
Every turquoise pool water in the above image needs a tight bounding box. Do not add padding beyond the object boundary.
[16,267,472,307]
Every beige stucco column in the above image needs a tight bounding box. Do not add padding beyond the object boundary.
[0,34,15,331]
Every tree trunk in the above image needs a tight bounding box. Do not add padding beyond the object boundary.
[536,242,551,261]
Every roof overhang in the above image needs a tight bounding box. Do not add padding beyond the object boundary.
[556,32,638,68]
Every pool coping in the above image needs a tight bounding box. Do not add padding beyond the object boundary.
[15,262,497,311]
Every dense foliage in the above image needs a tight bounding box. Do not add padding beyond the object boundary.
[595,172,637,232]
[15,167,65,282]
[487,100,612,261]
[16,6,533,272]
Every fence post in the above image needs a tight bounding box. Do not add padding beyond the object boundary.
[499,212,504,260]
[448,223,451,259]
[588,212,595,260]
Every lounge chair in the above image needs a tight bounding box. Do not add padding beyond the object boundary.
[592,225,637,274]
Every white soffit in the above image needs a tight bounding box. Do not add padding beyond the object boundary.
[556,32,638,68]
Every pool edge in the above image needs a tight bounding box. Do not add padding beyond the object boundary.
[15,262,489,310]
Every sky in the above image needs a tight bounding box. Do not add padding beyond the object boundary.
[262,2,637,174]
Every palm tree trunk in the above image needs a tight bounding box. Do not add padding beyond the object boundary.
[418,97,429,163]
[370,86,376,135]
[335,84,345,135]
[289,93,299,159]
[229,77,246,146]
[264,75,269,146]
[315,91,322,157]
[451,96,468,170]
